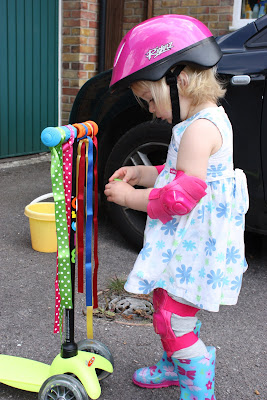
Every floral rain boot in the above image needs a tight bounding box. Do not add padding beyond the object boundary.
[172,346,216,400]
[132,320,201,389]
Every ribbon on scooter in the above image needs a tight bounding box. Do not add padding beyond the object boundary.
[91,134,99,309]
[50,131,73,336]
[76,132,94,338]
[73,122,99,311]
[80,122,99,310]
[85,136,94,338]
[77,140,86,294]
[53,126,75,333]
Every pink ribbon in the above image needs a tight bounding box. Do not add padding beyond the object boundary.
[54,126,75,333]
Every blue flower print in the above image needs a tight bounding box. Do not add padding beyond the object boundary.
[198,267,206,278]
[156,279,166,288]
[148,219,158,228]
[198,205,205,223]
[140,243,152,260]
[176,264,192,284]
[182,240,196,251]
[173,124,186,137]
[231,183,236,198]
[231,275,242,292]
[206,201,215,213]
[235,214,243,227]
[178,228,186,238]
[170,136,178,152]
[222,276,230,286]
[207,164,227,178]
[156,240,165,250]
[207,269,224,289]
[162,249,174,263]
[136,271,144,278]
[205,238,216,256]
[138,279,155,294]
[161,220,178,236]
[210,181,220,190]
[216,202,229,218]
[226,246,241,264]
[160,169,168,178]
[216,252,225,262]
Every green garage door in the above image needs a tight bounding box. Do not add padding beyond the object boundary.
[0,0,59,158]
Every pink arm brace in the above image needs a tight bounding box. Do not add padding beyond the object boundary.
[155,165,165,174]
[147,170,207,224]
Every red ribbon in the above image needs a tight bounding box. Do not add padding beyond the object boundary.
[77,142,86,293]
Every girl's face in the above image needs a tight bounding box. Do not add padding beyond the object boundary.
[133,87,173,124]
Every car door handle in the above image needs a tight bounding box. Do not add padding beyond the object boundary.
[230,75,251,85]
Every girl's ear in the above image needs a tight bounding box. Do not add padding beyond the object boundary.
[177,71,189,88]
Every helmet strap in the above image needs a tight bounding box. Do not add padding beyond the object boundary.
[166,65,185,126]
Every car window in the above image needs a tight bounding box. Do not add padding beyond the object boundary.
[246,27,267,48]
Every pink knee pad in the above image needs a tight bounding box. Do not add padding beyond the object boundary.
[153,288,199,357]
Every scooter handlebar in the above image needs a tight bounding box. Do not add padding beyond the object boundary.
[41,126,73,147]
[41,121,98,147]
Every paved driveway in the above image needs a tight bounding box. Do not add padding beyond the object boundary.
[0,157,266,400]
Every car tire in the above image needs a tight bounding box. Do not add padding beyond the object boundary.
[104,119,172,250]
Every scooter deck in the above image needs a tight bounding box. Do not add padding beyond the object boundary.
[0,354,50,392]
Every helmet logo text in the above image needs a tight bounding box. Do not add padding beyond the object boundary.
[145,42,174,60]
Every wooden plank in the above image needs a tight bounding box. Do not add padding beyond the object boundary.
[147,0,153,19]
[105,0,125,70]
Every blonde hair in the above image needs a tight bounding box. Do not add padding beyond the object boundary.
[131,66,226,110]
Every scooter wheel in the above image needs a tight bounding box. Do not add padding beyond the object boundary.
[77,338,114,381]
[38,374,89,400]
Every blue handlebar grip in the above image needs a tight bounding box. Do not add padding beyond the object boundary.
[41,125,77,147]
[41,127,62,147]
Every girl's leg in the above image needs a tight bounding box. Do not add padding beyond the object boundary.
[169,300,216,399]
[171,313,207,359]
[133,289,205,389]
[172,346,216,400]
[132,320,202,388]
[133,289,216,398]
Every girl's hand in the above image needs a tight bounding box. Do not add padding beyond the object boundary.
[109,166,142,186]
[104,180,134,207]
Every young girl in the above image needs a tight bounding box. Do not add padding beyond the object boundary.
[105,15,249,400]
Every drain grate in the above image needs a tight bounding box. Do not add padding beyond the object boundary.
[109,296,153,317]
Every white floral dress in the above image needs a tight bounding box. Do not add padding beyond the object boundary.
[125,107,249,312]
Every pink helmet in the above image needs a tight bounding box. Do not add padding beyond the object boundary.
[110,14,222,92]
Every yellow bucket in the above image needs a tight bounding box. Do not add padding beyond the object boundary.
[24,193,57,253]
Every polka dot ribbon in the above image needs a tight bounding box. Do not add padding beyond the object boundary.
[50,129,73,335]
[53,126,75,334]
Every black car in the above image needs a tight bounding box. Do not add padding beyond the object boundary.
[70,15,267,249]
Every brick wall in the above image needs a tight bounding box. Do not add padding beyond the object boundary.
[123,0,233,37]
[61,0,99,125]
[122,0,146,36]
